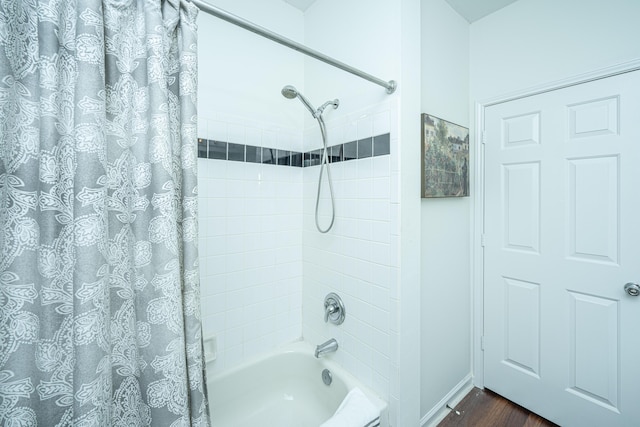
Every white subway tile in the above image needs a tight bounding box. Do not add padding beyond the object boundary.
[245,126,261,146]
[202,313,225,336]
[262,130,276,148]
[226,161,247,181]
[356,115,374,140]
[357,158,373,180]
[373,111,390,136]
[226,215,245,235]
[344,120,357,142]
[210,120,227,141]
[390,204,400,236]
[224,326,244,349]
[222,275,242,298]
[199,236,226,257]
[372,349,391,379]
[226,234,245,254]
[357,178,372,200]
[371,156,390,178]
[197,119,208,141]
[200,273,225,297]
[225,289,244,311]
[200,255,226,277]
[225,308,245,330]
[197,158,212,178]
[371,371,390,400]
[209,159,228,179]
[227,123,245,144]
[371,221,391,244]
[372,177,390,200]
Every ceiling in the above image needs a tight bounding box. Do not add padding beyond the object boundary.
[282,0,317,12]
[282,0,520,22]
[445,0,519,22]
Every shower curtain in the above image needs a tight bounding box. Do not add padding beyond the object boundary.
[0,0,209,425]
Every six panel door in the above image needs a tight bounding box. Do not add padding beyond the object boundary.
[483,70,640,426]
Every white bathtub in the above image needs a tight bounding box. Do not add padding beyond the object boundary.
[207,341,388,427]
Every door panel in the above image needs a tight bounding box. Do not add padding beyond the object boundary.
[484,70,640,427]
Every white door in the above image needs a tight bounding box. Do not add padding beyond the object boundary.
[483,70,640,426]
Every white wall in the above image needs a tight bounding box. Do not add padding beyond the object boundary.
[396,1,423,425]
[197,0,307,375]
[302,0,400,125]
[419,0,471,422]
[470,0,640,102]
[198,0,305,132]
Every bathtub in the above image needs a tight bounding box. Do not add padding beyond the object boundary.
[207,341,388,427]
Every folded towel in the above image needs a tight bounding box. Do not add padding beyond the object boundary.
[320,387,380,427]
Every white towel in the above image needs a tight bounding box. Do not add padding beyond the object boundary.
[320,387,380,427]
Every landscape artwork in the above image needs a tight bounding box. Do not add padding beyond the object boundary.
[421,113,469,198]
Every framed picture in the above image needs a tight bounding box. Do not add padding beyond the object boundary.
[421,113,469,198]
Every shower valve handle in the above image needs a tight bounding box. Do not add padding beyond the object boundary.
[324,303,338,322]
[323,293,345,325]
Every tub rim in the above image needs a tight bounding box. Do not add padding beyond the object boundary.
[206,339,388,424]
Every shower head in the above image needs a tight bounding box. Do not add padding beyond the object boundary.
[281,85,298,99]
[281,85,318,118]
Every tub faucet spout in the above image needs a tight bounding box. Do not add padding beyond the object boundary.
[315,338,338,358]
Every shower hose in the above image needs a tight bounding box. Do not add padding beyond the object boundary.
[315,114,335,233]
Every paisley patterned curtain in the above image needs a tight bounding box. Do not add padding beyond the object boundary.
[0,0,209,425]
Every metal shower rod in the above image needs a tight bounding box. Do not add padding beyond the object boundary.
[191,0,397,94]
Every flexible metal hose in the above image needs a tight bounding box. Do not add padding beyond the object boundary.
[314,115,335,233]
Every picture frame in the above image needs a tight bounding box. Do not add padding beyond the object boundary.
[421,113,469,198]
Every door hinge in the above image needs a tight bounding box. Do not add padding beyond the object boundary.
[480,234,485,247]
[481,336,485,351]
[481,130,486,145]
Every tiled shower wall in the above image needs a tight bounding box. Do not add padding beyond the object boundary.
[302,100,399,404]
[198,100,398,390]
[198,113,304,376]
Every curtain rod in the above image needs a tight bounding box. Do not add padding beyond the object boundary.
[190,0,397,94]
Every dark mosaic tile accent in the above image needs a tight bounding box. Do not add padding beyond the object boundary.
[208,140,227,160]
[373,133,391,156]
[228,143,245,162]
[291,152,303,167]
[246,145,261,163]
[310,149,322,166]
[262,147,277,165]
[277,150,290,166]
[358,137,373,158]
[196,132,390,167]
[329,144,343,163]
[316,148,326,163]
[198,138,207,158]
[343,141,357,161]
[317,147,328,163]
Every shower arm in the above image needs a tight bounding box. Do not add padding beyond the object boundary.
[191,0,397,94]
[316,99,340,116]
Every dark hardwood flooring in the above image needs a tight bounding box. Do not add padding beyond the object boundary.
[437,388,558,427]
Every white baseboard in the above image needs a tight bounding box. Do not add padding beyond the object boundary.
[420,374,474,427]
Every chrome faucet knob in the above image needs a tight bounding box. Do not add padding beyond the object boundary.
[323,293,345,325]
[324,303,337,322]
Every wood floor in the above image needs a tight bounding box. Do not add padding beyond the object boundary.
[437,388,558,427]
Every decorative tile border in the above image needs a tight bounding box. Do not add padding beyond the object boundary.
[197,133,390,167]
